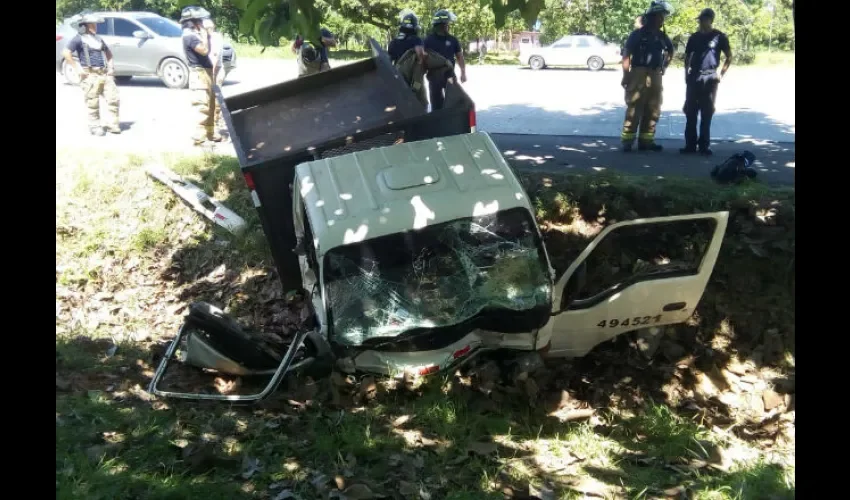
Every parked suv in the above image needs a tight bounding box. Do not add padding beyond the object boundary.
[55,11,236,89]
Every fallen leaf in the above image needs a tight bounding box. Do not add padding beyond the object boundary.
[342,483,375,499]
[272,490,299,500]
[215,377,242,395]
[392,415,412,427]
[398,481,419,497]
[529,483,555,500]
[549,408,595,422]
[762,389,784,411]
[466,441,498,457]
[566,477,608,497]
[241,456,261,479]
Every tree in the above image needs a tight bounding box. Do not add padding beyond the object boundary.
[185,0,546,46]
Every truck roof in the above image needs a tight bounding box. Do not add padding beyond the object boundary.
[295,132,533,257]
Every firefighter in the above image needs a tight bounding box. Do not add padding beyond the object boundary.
[424,9,466,111]
[180,5,221,146]
[295,29,337,77]
[62,12,120,136]
[388,10,426,65]
[681,8,732,156]
[392,10,454,110]
[620,1,674,152]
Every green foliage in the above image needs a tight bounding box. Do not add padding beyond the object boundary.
[58,0,794,55]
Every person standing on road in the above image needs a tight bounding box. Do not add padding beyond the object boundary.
[619,1,674,152]
[424,9,467,111]
[180,6,221,146]
[680,8,732,156]
[203,17,226,134]
[62,12,120,137]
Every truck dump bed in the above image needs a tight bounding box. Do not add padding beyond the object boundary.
[227,57,419,166]
[219,39,476,292]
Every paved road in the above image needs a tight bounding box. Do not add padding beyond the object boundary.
[55,59,794,184]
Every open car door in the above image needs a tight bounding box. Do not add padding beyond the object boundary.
[547,212,728,357]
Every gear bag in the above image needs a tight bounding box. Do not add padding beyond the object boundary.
[710,151,758,184]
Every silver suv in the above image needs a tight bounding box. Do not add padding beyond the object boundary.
[55,11,236,89]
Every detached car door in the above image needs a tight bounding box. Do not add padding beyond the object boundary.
[546,212,728,357]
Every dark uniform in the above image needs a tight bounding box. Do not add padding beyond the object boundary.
[424,33,460,110]
[183,28,217,144]
[683,29,730,153]
[318,28,334,71]
[388,33,423,64]
[66,34,120,134]
[620,26,673,149]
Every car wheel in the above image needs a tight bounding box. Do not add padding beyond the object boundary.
[587,56,604,71]
[159,58,189,89]
[529,56,545,71]
[114,76,132,83]
[62,60,81,86]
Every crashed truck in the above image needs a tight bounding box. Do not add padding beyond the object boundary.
[149,40,729,402]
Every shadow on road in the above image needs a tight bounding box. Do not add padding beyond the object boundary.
[517,66,619,72]
[479,104,795,186]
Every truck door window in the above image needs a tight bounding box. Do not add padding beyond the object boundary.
[560,218,718,310]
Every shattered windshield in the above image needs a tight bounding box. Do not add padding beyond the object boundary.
[323,208,551,346]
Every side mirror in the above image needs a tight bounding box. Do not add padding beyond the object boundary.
[133,30,150,39]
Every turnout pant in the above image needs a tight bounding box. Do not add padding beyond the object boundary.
[213,66,225,128]
[80,68,119,131]
[683,79,719,150]
[621,66,663,146]
[189,67,217,143]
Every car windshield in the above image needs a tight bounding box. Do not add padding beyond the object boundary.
[323,208,551,346]
[137,16,183,37]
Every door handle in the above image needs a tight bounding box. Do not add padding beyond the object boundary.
[663,302,687,311]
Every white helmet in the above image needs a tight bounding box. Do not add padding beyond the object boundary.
[69,11,105,35]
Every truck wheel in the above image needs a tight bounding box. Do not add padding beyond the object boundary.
[587,56,604,71]
[159,58,189,89]
[529,56,546,71]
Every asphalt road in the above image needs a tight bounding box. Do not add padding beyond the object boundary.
[55,58,795,185]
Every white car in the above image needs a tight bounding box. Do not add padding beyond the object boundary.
[520,34,622,71]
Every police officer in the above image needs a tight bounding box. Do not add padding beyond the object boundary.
[424,9,467,111]
[620,1,674,152]
[680,9,732,156]
[62,12,120,136]
[180,6,220,146]
[388,10,426,65]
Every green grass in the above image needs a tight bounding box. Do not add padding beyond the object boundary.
[753,50,795,67]
[231,41,372,62]
[56,151,794,499]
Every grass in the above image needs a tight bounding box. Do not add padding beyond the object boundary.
[231,41,372,62]
[56,149,794,499]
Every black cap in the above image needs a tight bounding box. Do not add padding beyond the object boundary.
[697,8,715,20]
